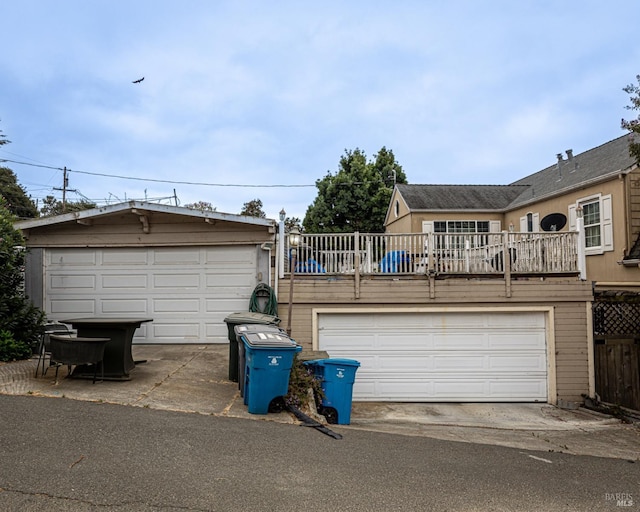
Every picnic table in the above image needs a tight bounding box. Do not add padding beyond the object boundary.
[60,317,153,381]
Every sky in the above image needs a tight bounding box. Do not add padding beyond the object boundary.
[1,1,639,222]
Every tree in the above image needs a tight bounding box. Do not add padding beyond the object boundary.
[284,216,301,232]
[303,147,407,233]
[0,124,38,218]
[240,198,266,218]
[40,195,97,217]
[0,121,9,147]
[0,197,45,361]
[0,167,38,218]
[184,201,216,212]
[621,74,640,164]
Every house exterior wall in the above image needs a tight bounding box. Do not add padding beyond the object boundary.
[391,171,640,286]
[628,167,640,244]
[278,275,593,403]
[385,189,412,232]
[507,176,638,284]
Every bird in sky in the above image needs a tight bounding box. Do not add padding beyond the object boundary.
[132,77,144,84]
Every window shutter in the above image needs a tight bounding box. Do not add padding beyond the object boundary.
[519,216,527,232]
[422,221,434,233]
[489,220,501,232]
[568,204,577,231]
[602,194,613,251]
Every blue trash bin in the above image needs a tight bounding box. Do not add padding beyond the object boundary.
[304,358,360,424]
[223,312,280,382]
[234,323,286,397]
[242,332,301,415]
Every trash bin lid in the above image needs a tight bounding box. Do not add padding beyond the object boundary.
[234,324,285,336]
[303,358,361,368]
[241,331,298,347]
[224,312,280,325]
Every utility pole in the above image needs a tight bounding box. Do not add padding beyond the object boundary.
[62,166,68,212]
[53,167,71,213]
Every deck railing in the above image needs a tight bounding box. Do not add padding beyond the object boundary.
[284,231,580,276]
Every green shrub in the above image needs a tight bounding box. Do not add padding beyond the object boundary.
[285,356,324,410]
[0,197,46,358]
[0,329,32,362]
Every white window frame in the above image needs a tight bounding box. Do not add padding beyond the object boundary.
[568,193,613,255]
[519,212,540,232]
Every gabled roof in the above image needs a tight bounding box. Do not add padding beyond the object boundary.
[14,200,275,230]
[508,133,638,208]
[395,184,529,211]
[395,133,639,214]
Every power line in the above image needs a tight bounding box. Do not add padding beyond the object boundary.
[0,157,315,188]
[0,158,63,171]
[68,167,316,188]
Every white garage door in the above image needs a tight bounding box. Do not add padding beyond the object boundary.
[318,311,548,402]
[45,246,258,344]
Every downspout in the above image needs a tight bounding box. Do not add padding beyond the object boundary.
[276,216,285,298]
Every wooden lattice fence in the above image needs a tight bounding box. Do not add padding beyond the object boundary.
[593,298,640,411]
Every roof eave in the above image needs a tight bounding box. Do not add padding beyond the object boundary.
[506,166,636,211]
[14,200,275,230]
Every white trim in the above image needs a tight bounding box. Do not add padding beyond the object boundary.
[312,305,557,405]
[15,200,275,230]
[571,193,614,255]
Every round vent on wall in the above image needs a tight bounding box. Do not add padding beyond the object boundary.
[540,213,567,232]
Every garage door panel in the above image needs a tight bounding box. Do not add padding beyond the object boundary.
[102,274,148,289]
[377,333,433,349]
[45,247,257,344]
[153,249,201,265]
[101,299,148,314]
[319,311,548,402]
[205,298,250,312]
[50,299,96,314]
[488,355,547,371]
[489,333,545,349]
[102,250,149,265]
[153,323,200,338]
[51,275,96,289]
[321,334,375,351]
[488,380,547,397]
[153,274,201,289]
[48,250,96,266]
[432,334,489,350]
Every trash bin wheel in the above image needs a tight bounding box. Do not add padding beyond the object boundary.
[268,397,286,413]
[320,406,338,424]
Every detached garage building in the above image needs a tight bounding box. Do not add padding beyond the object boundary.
[16,201,276,344]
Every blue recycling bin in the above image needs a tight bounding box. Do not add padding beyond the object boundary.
[242,332,301,415]
[234,323,286,397]
[304,358,360,424]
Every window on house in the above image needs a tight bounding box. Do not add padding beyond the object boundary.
[433,221,490,233]
[582,200,601,248]
[433,221,490,249]
[527,213,533,232]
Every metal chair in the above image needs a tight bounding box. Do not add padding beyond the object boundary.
[35,322,73,377]
[49,335,110,384]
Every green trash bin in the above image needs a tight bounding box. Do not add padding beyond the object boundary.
[223,312,280,382]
